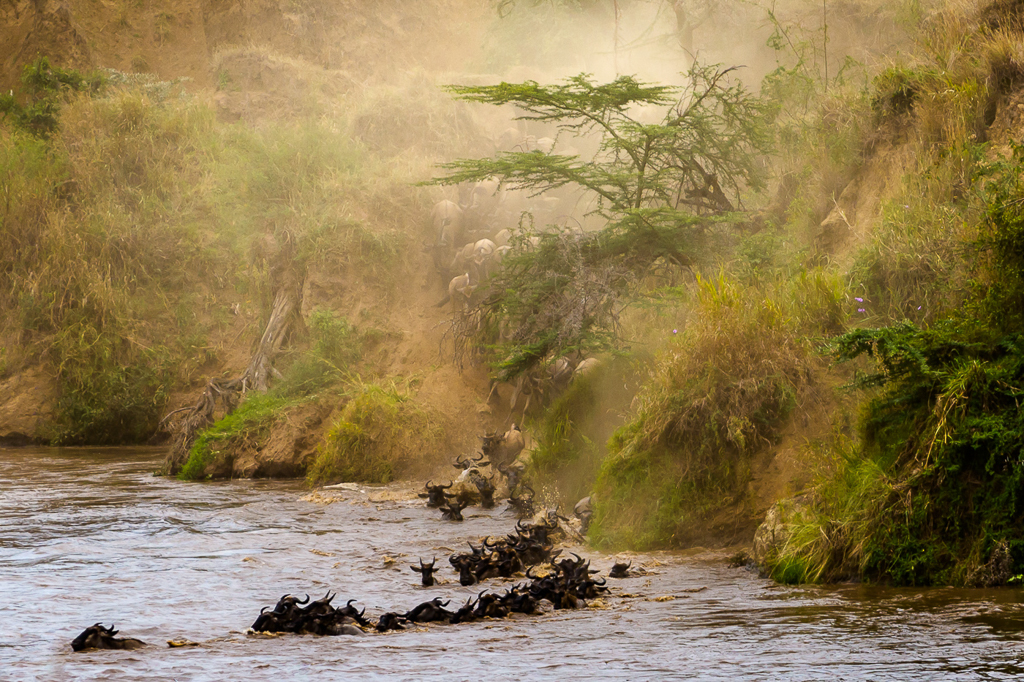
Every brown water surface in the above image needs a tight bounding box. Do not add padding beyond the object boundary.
[3,447,1024,680]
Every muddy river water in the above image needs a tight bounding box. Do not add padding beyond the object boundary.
[3,448,1024,680]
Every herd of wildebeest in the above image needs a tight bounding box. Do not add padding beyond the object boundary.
[71,159,615,651]
[70,419,625,652]
[430,133,604,423]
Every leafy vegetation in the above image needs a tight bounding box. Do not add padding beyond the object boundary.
[0,58,105,137]
[306,379,446,485]
[0,59,423,444]
[435,62,774,378]
[179,392,297,481]
[177,309,368,480]
[763,141,1024,586]
[589,271,842,549]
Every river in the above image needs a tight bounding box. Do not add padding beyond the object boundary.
[2,447,1023,681]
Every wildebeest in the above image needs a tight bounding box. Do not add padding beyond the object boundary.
[450,553,479,586]
[440,498,468,522]
[431,199,466,278]
[251,593,365,636]
[403,598,453,623]
[410,557,439,586]
[464,178,504,234]
[448,596,480,624]
[610,561,632,578]
[434,271,478,312]
[472,238,498,280]
[505,484,536,519]
[573,357,600,381]
[480,423,525,468]
[472,472,496,509]
[71,624,147,652]
[375,612,407,632]
[418,480,453,508]
[574,495,594,534]
[497,462,525,492]
[453,453,487,471]
[338,599,370,627]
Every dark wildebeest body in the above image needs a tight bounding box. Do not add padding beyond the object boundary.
[419,480,453,508]
[71,624,147,652]
[610,561,633,578]
[404,598,453,623]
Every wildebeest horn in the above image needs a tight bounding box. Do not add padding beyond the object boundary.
[426,480,434,488]
[299,594,310,605]
[441,481,453,488]
[346,599,358,608]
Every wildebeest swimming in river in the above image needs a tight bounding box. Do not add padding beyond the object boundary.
[250,592,364,636]
[418,480,453,508]
[410,557,439,586]
[71,624,147,651]
[440,498,468,522]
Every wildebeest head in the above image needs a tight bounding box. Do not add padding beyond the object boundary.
[505,485,536,518]
[497,462,524,491]
[609,561,632,578]
[419,480,453,508]
[410,557,438,586]
[453,453,487,471]
[450,554,478,586]
[469,470,496,509]
[449,596,479,624]
[404,597,453,623]
[338,599,369,627]
[441,499,467,522]
[376,612,407,632]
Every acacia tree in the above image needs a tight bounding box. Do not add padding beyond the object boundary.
[434,61,774,378]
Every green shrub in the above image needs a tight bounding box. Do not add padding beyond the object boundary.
[764,143,1024,586]
[590,272,820,550]
[306,380,444,484]
[179,392,294,481]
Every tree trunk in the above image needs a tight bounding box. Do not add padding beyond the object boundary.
[161,239,304,476]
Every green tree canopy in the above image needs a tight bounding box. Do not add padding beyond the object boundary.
[433,62,775,378]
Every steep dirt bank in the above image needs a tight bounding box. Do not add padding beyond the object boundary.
[1,0,484,91]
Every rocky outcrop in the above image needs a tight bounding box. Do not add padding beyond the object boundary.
[0,366,56,445]
[751,496,809,571]
[0,0,92,88]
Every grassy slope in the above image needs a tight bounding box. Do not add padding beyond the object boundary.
[751,0,1024,586]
